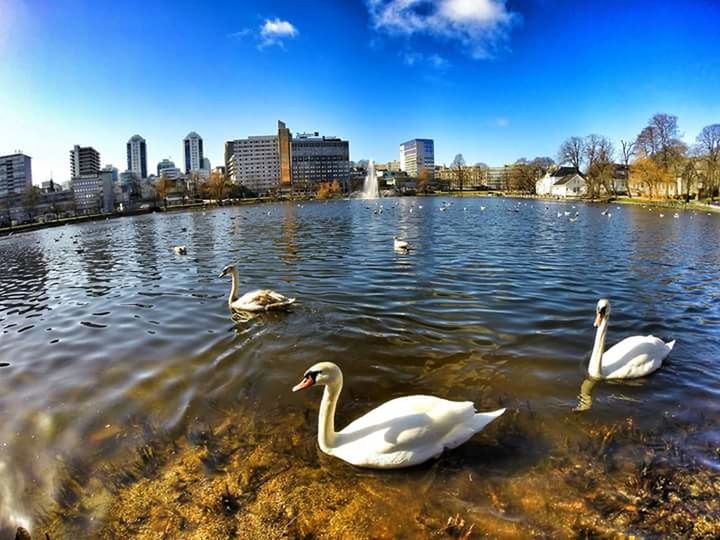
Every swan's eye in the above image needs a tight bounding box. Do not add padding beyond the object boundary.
[304,370,322,382]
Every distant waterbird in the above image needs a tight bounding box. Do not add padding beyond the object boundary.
[174,246,187,255]
[393,236,410,252]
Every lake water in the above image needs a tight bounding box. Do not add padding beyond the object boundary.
[1,197,719,537]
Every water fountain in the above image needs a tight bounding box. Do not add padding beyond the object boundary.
[361,160,379,199]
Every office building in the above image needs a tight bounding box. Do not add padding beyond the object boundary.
[183,132,204,173]
[399,139,434,177]
[291,133,350,191]
[0,153,32,197]
[70,145,100,177]
[225,121,351,194]
[225,135,280,194]
[157,159,182,180]
[485,166,511,190]
[126,135,147,178]
[71,169,114,213]
[201,157,211,171]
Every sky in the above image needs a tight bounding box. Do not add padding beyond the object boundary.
[1,0,719,184]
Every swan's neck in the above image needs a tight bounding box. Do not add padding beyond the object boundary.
[228,268,240,308]
[588,318,608,379]
[318,381,341,452]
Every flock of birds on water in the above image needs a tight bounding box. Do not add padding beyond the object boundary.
[163,199,679,469]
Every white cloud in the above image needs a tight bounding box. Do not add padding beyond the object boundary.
[259,18,299,48]
[229,18,299,49]
[366,0,520,59]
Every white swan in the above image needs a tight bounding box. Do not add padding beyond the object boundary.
[292,362,505,469]
[173,246,187,255]
[393,236,409,251]
[588,299,675,380]
[219,264,295,312]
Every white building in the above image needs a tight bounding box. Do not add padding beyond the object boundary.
[0,153,32,197]
[550,174,586,197]
[400,139,434,177]
[536,166,585,197]
[126,135,147,178]
[183,132,204,173]
[225,135,280,194]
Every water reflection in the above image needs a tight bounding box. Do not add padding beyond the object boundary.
[573,377,597,411]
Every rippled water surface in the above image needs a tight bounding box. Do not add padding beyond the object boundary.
[1,197,719,537]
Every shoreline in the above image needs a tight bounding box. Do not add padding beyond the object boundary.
[2,193,718,238]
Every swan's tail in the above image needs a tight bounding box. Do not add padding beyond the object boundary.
[665,340,676,351]
[473,408,506,432]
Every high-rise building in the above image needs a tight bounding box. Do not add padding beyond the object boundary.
[278,120,292,188]
[70,145,100,178]
[0,153,32,197]
[399,139,434,177]
[126,135,147,179]
[291,133,350,191]
[183,132,204,173]
[201,157,211,171]
[225,135,280,194]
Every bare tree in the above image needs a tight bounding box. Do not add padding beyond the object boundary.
[155,174,172,208]
[619,139,636,197]
[451,154,466,192]
[584,135,614,198]
[530,156,555,175]
[417,168,430,193]
[207,171,228,201]
[23,185,41,221]
[508,161,541,193]
[557,137,585,171]
[636,113,684,169]
[696,124,720,200]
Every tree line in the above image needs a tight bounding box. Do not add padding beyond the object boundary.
[556,114,719,199]
[445,113,719,200]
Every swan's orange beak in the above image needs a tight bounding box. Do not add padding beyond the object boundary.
[292,376,314,392]
[593,312,603,328]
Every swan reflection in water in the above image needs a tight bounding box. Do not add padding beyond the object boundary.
[573,377,598,412]
[573,377,646,412]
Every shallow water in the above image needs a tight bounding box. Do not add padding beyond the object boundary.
[1,197,719,537]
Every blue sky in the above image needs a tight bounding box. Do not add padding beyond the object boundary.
[1,0,719,183]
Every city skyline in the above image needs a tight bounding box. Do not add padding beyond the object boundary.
[1,0,719,184]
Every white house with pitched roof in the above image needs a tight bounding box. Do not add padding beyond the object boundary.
[536,166,586,197]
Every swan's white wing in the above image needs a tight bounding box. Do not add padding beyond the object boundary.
[333,395,504,468]
[231,289,295,312]
[602,335,673,379]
